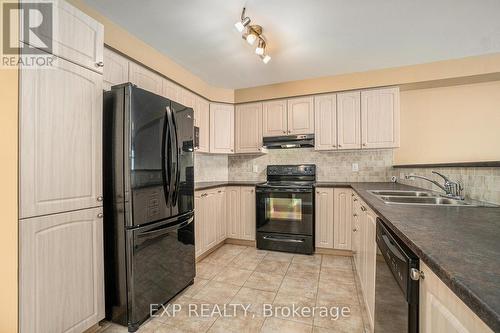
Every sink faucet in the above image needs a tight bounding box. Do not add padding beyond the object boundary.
[405,171,464,200]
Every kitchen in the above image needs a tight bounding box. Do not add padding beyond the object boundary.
[1,0,500,333]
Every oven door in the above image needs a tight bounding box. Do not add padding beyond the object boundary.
[256,187,313,235]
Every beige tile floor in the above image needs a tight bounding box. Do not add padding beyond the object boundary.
[100,244,369,333]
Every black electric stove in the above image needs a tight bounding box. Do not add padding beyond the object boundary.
[256,165,316,254]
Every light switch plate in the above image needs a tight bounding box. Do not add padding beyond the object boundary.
[352,163,359,172]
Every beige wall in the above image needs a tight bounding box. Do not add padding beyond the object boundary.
[0,47,19,333]
[395,81,500,164]
[67,0,234,103]
[234,53,500,103]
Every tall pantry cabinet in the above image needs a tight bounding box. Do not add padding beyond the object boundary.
[18,2,105,333]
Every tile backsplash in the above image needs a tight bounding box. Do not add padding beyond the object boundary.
[195,153,228,181]
[390,167,500,204]
[228,148,394,182]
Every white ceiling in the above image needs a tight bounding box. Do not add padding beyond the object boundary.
[83,0,500,89]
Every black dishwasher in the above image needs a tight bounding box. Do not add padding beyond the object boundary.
[374,218,420,333]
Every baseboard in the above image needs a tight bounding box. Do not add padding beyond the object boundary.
[195,240,225,262]
[315,247,353,256]
[224,238,256,247]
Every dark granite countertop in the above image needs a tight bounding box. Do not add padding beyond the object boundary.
[194,180,264,191]
[347,182,500,332]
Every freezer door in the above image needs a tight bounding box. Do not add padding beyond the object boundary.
[127,213,195,330]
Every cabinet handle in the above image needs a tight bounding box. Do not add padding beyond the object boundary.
[360,206,367,212]
[97,196,103,202]
[332,145,337,148]
[338,144,342,148]
[352,227,358,232]
[353,198,358,202]
[353,213,357,217]
[218,190,222,193]
[362,143,367,147]
[97,213,103,218]
[95,61,104,67]
[282,130,286,134]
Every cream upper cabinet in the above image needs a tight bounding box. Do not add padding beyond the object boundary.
[196,97,210,153]
[315,188,334,248]
[337,91,361,150]
[226,187,241,239]
[20,0,104,73]
[314,94,337,150]
[20,57,102,219]
[235,103,263,153]
[128,62,163,96]
[262,99,288,137]
[215,188,227,242]
[419,262,493,333]
[210,103,235,154]
[181,89,196,108]
[163,79,181,103]
[361,87,400,148]
[103,48,129,90]
[240,187,256,241]
[287,96,314,135]
[333,188,352,250]
[20,208,104,333]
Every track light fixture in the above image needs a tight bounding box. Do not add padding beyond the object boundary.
[234,7,271,64]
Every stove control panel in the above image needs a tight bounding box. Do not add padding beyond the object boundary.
[267,164,316,176]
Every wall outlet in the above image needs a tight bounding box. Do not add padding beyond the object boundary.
[253,164,259,173]
[352,163,359,172]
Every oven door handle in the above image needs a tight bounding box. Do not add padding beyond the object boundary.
[263,235,305,243]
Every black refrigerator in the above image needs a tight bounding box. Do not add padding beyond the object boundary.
[103,83,195,332]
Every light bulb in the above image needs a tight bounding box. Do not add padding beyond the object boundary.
[255,39,265,55]
[262,55,271,64]
[234,21,245,32]
[246,33,257,45]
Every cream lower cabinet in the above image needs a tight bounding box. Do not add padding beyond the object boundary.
[315,188,334,248]
[333,188,352,250]
[240,187,256,241]
[420,262,493,333]
[20,208,104,333]
[226,187,241,238]
[20,56,103,219]
[315,187,352,250]
[352,197,377,331]
[235,103,263,153]
[210,103,235,154]
[215,188,227,242]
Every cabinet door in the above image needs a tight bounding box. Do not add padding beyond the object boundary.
[163,79,181,103]
[364,209,377,328]
[20,208,104,333]
[210,103,235,154]
[20,0,104,73]
[361,87,400,149]
[216,188,227,242]
[337,91,361,150]
[240,187,256,241]
[419,262,493,333]
[103,48,129,90]
[315,188,334,248]
[196,97,210,153]
[181,89,196,109]
[314,94,337,150]
[128,62,163,96]
[194,191,206,257]
[262,100,288,137]
[235,103,263,153]
[204,191,218,249]
[333,188,352,250]
[226,187,241,239]
[20,57,102,219]
[287,96,314,135]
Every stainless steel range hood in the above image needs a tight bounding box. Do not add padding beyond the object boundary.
[263,134,314,149]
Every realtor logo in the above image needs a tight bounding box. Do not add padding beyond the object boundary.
[2,1,55,67]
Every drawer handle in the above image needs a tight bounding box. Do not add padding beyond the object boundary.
[96,61,104,67]
[97,213,103,218]
[263,235,305,243]
[360,206,367,211]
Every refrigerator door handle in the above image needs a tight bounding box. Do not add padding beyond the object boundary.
[170,110,180,206]
[165,105,176,207]
[136,216,194,237]
[161,107,172,207]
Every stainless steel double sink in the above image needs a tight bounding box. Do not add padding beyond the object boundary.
[368,190,477,206]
